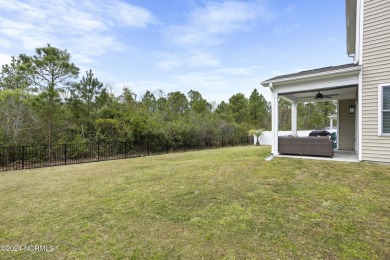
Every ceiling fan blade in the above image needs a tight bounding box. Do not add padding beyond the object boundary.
[323,94,340,98]
[314,93,340,99]
[298,92,341,100]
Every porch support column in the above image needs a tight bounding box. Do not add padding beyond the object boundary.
[271,86,279,155]
[358,69,363,160]
[291,101,298,136]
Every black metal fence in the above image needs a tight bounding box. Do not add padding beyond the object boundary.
[0,136,250,172]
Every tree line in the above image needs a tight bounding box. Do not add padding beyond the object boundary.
[0,44,335,147]
[278,99,336,131]
[0,44,272,147]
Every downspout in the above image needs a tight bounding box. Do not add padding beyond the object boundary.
[337,100,340,150]
[358,0,364,161]
[354,0,361,64]
[358,70,363,161]
[358,0,364,66]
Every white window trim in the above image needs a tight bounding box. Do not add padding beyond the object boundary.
[378,84,390,136]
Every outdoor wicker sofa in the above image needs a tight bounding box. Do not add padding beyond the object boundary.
[278,136,334,158]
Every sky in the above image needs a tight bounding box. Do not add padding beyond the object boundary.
[0,0,352,103]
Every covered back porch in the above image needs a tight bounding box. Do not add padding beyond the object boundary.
[261,64,362,161]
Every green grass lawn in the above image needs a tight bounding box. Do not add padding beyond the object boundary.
[0,146,389,259]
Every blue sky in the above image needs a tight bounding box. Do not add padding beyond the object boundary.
[0,0,352,103]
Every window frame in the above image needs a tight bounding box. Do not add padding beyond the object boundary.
[378,84,390,136]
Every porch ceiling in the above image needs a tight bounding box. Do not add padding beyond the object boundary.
[281,85,357,103]
[262,63,362,103]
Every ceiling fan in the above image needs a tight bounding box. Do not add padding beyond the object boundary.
[314,91,339,99]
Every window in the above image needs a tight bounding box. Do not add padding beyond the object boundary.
[379,84,390,135]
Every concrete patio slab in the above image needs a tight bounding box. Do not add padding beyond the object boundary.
[277,149,358,162]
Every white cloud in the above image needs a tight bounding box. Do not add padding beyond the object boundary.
[0,0,157,65]
[0,39,11,48]
[0,52,11,66]
[156,52,222,71]
[189,1,260,32]
[0,0,44,19]
[71,53,96,65]
[187,53,222,68]
[61,13,108,34]
[113,64,271,103]
[71,33,123,57]
[112,2,158,27]
[165,0,269,47]
[173,70,271,103]
[215,66,263,76]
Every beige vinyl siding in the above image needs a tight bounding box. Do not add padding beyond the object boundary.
[361,0,390,162]
[339,99,356,150]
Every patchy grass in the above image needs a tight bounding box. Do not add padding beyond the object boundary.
[0,146,389,259]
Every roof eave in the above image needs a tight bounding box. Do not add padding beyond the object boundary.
[261,65,362,86]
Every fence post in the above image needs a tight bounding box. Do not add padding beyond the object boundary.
[97,142,100,161]
[21,146,25,170]
[64,144,67,165]
[125,141,128,159]
[1,147,4,171]
[48,144,51,167]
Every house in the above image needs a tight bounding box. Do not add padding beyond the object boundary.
[261,0,390,163]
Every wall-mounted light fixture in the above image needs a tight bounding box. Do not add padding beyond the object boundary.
[349,104,355,114]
